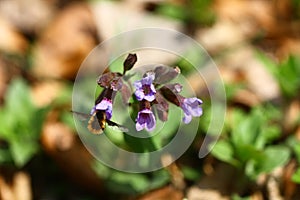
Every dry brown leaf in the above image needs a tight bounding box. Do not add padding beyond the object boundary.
[0,58,8,102]
[187,186,229,200]
[12,172,32,200]
[284,100,300,134]
[0,0,54,34]
[32,3,98,79]
[91,1,182,41]
[0,171,32,200]
[137,185,184,200]
[232,89,260,107]
[30,80,64,107]
[218,45,280,101]
[196,20,246,53]
[0,16,28,54]
[277,38,300,59]
[251,191,264,200]
[283,161,297,200]
[213,0,275,34]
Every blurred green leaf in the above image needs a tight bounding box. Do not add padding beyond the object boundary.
[147,170,170,190]
[0,78,49,167]
[181,165,202,181]
[211,140,239,167]
[107,172,149,194]
[256,146,290,174]
[258,52,300,98]
[155,3,188,21]
[92,160,170,194]
[292,143,300,163]
[211,104,288,180]
[235,144,264,164]
[231,109,259,146]
[292,168,300,183]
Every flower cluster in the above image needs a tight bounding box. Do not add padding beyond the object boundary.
[133,70,203,131]
[90,53,203,133]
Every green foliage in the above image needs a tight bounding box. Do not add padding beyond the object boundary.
[258,53,300,98]
[92,161,170,194]
[155,0,215,26]
[289,140,300,184]
[211,106,291,179]
[291,168,300,183]
[181,165,202,181]
[0,79,49,167]
[155,3,188,22]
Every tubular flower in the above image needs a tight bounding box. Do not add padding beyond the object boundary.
[180,97,203,124]
[136,108,156,132]
[134,73,156,102]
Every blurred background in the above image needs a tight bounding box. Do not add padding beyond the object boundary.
[0,0,300,199]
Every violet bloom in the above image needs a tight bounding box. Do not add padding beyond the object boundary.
[134,74,156,102]
[90,97,113,120]
[136,109,156,132]
[180,97,203,124]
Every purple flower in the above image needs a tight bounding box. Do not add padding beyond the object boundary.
[180,97,203,124]
[136,109,156,132]
[134,73,156,102]
[90,97,113,120]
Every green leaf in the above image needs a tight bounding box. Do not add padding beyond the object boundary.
[211,140,239,166]
[292,168,300,184]
[107,172,149,194]
[258,52,300,98]
[181,165,201,181]
[0,149,12,164]
[257,125,281,146]
[148,170,170,190]
[0,78,49,167]
[5,79,34,122]
[10,139,39,167]
[92,160,170,194]
[293,143,300,163]
[256,146,290,174]
[231,111,260,146]
[235,144,264,164]
[155,3,188,22]
[92,160,112,179]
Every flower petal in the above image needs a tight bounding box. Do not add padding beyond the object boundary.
[150,83,156,93]
[142,73,155,85]
[180,97,203,124]
[182,113,192,124]
[136,121,145,131]
[144,93,156,102]
[145,112,156,131]
[95,98,111,110]
[134,89,145,101]
[183,98,203,116]
[94,98,113,120]
[133,80,143,90]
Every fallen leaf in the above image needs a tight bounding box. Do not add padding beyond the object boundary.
[32,3,98,79]
[0,16,28,54]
